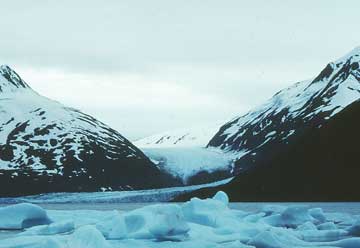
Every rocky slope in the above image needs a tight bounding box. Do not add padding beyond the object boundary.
[208,47,360,174]
[0,65,179,196]
[176,99,360,201]
[176,47,360,201]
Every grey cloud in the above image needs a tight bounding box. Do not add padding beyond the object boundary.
[1,0,360,138]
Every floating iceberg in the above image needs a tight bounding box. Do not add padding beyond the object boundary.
[0,203,51,230]
[1,192,360,248]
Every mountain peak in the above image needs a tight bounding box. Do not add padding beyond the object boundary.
[0,65,30,93]
[208,46,360,157]
[347,46,360,56]
[311,46,360,85]
[335,46,360,64]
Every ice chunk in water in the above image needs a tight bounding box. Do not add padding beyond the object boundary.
[19,220,74,236]
[212,191,229,205]
[296,221,317,231]
[248,230,290,248]
[148,204,189,241]
[348,220,360,236]
[263,205,315,228]
[0,203,51,230]
[1,193,360,248]
[309,207,326,223]
[97,204,190,241]
[318,222,338,230]
[96,212,127,240]
[69,225,111,248]
[182,196,229,227]
[261,205,287,216]
[0,236,63,248]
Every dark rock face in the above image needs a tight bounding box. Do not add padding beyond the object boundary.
[208,49,360,175]
[0,65,180,196]
[175,48,360,201]
[0,65,29,91]
[175,100,360,201]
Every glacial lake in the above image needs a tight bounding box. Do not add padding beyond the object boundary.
[0,202,359,241]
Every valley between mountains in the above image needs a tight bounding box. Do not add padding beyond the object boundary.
[1,47,360,201]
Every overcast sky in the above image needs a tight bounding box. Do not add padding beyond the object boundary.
[1,1,359,140]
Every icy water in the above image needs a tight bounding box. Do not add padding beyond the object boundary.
[231,202,360,215]
[1,202,359,241]
[1,202,359,214]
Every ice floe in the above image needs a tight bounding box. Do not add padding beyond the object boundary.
[0,203,51,230]
[1,192,360,248]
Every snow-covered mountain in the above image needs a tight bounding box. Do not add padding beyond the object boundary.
[0,65,178,196]
[176,47,360,201]
[134,125,221,148]
[177,98,360,201]
[208,47,360,172]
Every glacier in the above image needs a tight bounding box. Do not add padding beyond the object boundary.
[0,177,233,204]
[134,124,235,184]
[140,147,234,184]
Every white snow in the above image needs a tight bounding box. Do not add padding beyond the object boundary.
[134,124,223,148]
[0,68,140,171]
[2,192,360,248]
[134,125,235,182]
[319,75,360,116]
[265,131,277,139]
[335,46,360,63]
[214,47,360,157]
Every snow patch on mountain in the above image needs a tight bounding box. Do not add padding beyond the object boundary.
[0,65,176,194]
[209,47,360,162]
[135,124,222,148]
[0,84,139,171]
[0,65,30,93]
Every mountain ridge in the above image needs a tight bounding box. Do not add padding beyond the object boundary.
[207,47,360,174]
[0,65,31,92]
[0,66,179,196]
[174,46,360,201]
[175,99,360,201]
